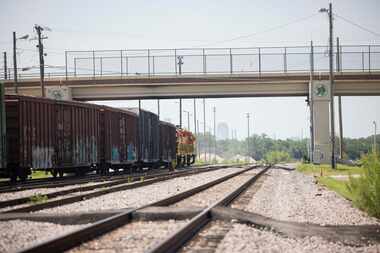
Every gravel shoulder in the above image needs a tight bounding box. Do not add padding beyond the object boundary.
[40,167,245,214]
[215,223,380,253]
[0,220,86,253]
[244,169,379,225]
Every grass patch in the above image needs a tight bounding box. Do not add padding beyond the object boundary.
[317,176,354,201]
[31,170,51,179]
[298,155,380,219]
[29,194,48,204]
[297,163,362,176]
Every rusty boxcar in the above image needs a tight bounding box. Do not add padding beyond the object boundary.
[1,95,101,181]
[127,108,159,168]
[4,95,57,180]
[159,121,177,169]
[0,93,183,181]
[0,83,6,175]
[99,106,138,173]
[54,99,100,176]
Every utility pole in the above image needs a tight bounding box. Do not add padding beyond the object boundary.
[309,40,314,162]
[329,3,336,168]
[327,3,336,168]
[193,99,197,135]
[203,98,206,162]
[157,99,160,119]
[208,126,212,163]
[320,3,336,168]
[246,113,251,161]
[179,98,182,128]
[183,110,190,130]
[3,52,7,80]
[35,25,46,97]
[338,96,344,159]
[13,32,18,94]
[213,106,216,163]
[374,121,377,155]
[197,119,200,160]
[337,37,344,160]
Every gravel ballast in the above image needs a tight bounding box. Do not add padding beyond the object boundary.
[215,223,380,253]
[173,170,259,208]
[70,220,187,253]
[244,168,379,225]
[41,167,245,214]
[181,221,232,253]
[0,219,86,252]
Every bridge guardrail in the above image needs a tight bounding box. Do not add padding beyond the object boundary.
[1,44,379,81]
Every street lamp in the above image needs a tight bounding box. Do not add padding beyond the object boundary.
[177,56,184,75]
[213,106,216,163]
[319,3,336,169]
[183,110,191,130]
[199,121,206,162]
[246,113,251,162]
[203,99,206,162]
[13,32,29,94]
[174,100,183,128]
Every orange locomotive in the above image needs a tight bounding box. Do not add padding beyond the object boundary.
[176,128,196,167]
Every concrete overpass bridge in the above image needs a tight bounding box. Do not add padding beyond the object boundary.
[2,72,380,100]
[1,44,380,164]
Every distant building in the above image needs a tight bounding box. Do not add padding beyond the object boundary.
[217,122,229,140]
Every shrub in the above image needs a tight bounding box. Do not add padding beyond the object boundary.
[347,153,380,218]
[264,151,290,165]
[29,194,48,204]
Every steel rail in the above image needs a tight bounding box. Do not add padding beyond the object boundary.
[0,163,223,193]
[0,168,191,209]
[17,165,258,253]
[148,165,270,253]
[0,169,166,193]
[3,164,242,213]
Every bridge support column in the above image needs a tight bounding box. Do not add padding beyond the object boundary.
[309,80,332,164]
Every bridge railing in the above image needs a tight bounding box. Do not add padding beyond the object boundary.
[1,45,379,81]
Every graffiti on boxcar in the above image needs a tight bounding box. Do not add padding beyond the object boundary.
[73,136,98,165]
[111,147,120,161]
[90,136,97,163]
[127,143,136,161]
[32,146,54,168]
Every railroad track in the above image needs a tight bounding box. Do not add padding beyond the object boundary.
[0,164,244,213]
[0,169,167,193]
[0,163,229,193]
[148,166,269,253]
[2,165,379,253]
[11,165,263,253]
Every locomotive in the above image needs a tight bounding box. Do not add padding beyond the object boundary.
[176,128,196,167]
[0,85,195,182]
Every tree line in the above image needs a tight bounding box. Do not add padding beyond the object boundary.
[196,133,380,161]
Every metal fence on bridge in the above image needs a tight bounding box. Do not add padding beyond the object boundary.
[1,44,380,80]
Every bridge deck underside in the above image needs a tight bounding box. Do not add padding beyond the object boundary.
[3,72,380,100]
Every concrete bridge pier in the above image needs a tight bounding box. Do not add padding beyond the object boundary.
[309,80,332,164]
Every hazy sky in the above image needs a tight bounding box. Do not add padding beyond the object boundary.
[0,0,379,139]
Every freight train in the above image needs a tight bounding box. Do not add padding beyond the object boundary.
[0,86,196,182]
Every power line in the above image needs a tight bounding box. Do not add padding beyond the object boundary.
[334,13,380,38]
[191,13,318,48]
